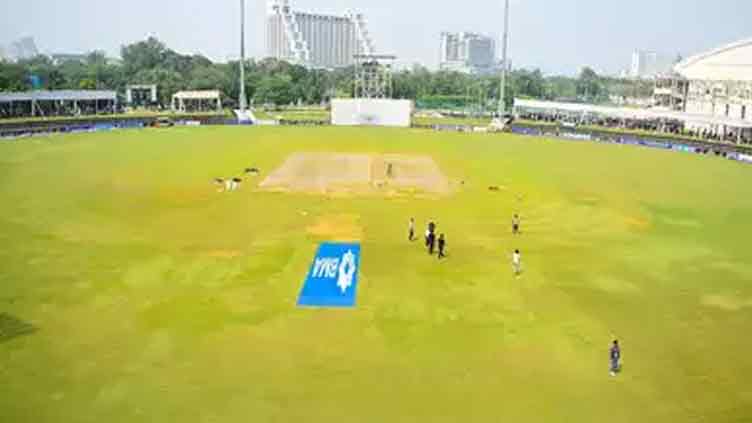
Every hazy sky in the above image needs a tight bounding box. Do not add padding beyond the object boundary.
[1,0,751,74]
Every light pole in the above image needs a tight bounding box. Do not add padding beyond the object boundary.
[239,0,248,112]
[499,0,510,115]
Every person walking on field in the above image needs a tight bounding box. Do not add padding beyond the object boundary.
[437,234,446,259]
[408,218,415,241]
[512,214,521,235]
[512,249,522,276]
[426,221,437,254]
[428,231,436,255]
[610,340,621,376]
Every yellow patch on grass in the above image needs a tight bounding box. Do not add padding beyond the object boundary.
[307,214,363,241]
[701,294,752,311]
[206,250,243,259]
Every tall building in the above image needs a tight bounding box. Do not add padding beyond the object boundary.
[629,50,674,79]
[439,32,497,74]
[265,0,374,69]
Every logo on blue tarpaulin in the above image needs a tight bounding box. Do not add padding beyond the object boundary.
[298,243,361,308]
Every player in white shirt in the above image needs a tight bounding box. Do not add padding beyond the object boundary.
[512,249,522,276]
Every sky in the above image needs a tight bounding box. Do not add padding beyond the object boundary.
[1,0,751,75]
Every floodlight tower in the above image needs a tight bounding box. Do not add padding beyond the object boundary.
[498,0,510,115]
[354,54,397,99]
[239,0,248,112]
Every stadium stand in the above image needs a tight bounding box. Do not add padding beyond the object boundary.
[514,98,752,144]
[0,90,118,118]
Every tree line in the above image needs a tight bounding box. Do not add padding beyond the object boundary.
[0,37,653,110]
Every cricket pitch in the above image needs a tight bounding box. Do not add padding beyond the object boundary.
[259,153,451,195]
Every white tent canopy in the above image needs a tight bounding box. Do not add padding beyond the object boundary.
[171,90,222,112]
[0,90,116,103]
[0,90,117,117]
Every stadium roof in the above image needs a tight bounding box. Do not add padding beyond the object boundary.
[514,99,752,129]
[0,90,117,103]
[674,38,752,81]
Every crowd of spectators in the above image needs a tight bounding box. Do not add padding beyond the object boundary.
[518,111,751,144]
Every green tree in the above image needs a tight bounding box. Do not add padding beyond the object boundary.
[78,79,96,90]
[189,65,230,92]
[120,37,167,76]
[58,60,88,89]
[254,74,294,106]
[544,76,577,100]
[1,36,662,112]
[17,55,65,89]
[84,50,122,90]
[0,60,29,91]
[576,67,603,101]
[511,69,545,99]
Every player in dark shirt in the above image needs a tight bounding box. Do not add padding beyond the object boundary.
[437,234,446,259]
[512,214,521,235]
[426,221,437,254]
[610,340,621,376]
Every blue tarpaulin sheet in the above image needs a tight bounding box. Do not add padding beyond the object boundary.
[297,243,361,308]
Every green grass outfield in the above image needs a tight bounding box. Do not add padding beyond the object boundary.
[254,109,330,122]
[413,115,492,127]
[1,126,751,422]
